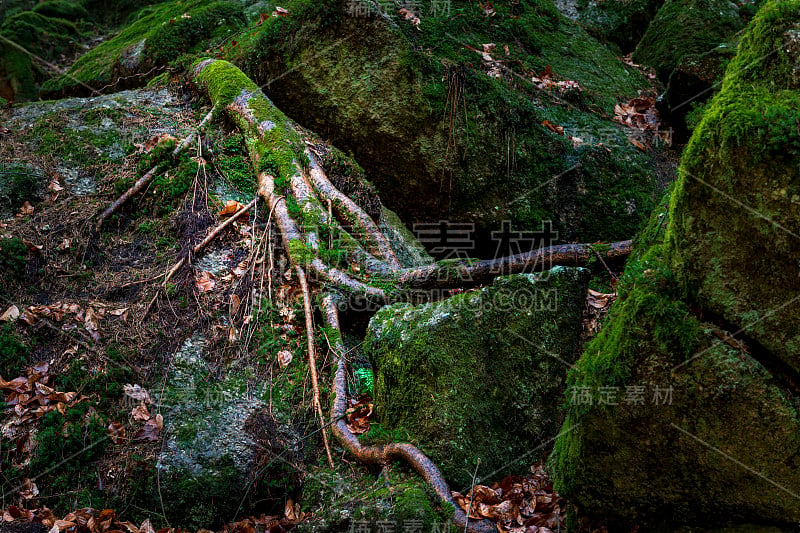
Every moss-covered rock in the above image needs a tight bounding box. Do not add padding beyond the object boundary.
[552,2,800,527]
[0,11,83,101]
[668,0,800,374]
[365,266,589,488]
[32,1,90,21]
[569,0,665,53]
[155,334,291,530]
[632,0,744,82]
[40,0,247,97]
[660,43,737,142]
[230,0,663,249]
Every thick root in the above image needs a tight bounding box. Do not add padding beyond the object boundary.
[321,294,497,533]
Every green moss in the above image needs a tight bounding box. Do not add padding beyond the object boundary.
[667,0,800,371]
[366,267,589,488]
[31,403,108,513]
[299,463,449,532]
[32,1,89,20]
[0,10,83,100]
[0,324,28,378]
[230,0,660,246]
[0,237,28,281]
[553,6,800,524]
[41,0,245,96]
[633,0,744,81]
[0,165,39,210]
[573,0,665,52]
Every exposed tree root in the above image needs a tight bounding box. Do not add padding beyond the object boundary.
[189,59,634,532]
[296,265,335,468]
[320,294,496,533]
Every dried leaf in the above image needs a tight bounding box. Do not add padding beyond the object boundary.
[1,304,20,322]
[219,200,246,216]
[277,350,292,368]
[108,422,126,444]
[123,384,151,404]
[195,271,216,293]
[131,404,150,421]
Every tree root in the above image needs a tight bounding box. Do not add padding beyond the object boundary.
[189,59,635,533]
[321,294,496,533]
[297,266,335,468]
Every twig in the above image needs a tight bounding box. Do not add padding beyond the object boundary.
[162,197,257,286]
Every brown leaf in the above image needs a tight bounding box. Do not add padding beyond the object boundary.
[108,422,126,444]
[131,404,150,421]
[22,238,43,251]
[219,200,246,216]
[19,202,34,215]
[1,304,20,322]
[195,271,216,293]
[629,138,646,151]
[133,418,161,441]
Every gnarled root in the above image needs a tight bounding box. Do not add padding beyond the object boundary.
[320,294,497,533]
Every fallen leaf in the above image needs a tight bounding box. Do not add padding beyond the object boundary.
[22,238,42,251]
[123,384,151,404]
[19,202,34,215]
[48,179,64,192]
[195,271,216,293]
[108,422,126,444]
[277,350,292,368]
[398,7,421,27]
[629,137,646,150]
[219,200,246,216]
[1,305,20,322]
[133,417,161,441]
[56,239,71,252]
[131,404,150,421]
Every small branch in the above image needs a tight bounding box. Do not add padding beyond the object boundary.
[162,197,257,286]
[95,108,215,231]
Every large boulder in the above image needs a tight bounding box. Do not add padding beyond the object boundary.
[365,267,590,488]
[0,11,84,101]
[633,0,744,82]
[552,1,800,528]
[564,0,665,53]
[230,0,664,248]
